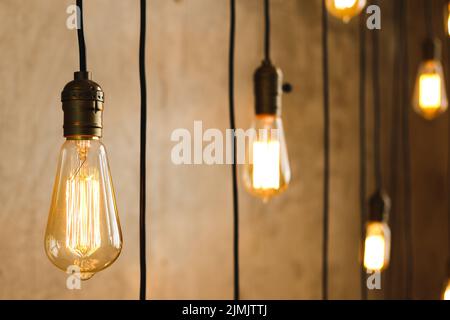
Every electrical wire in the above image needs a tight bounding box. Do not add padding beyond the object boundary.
[358,12,367,301]
[424,0,433,39]
[229,0,240,301]
[139,0,148,301]
[386,0,402,300]
[264,0,271,62]
[76,0,86,72]
[400,0,413,300]
[321,0,330,301]
[447,16,450,280]
[371,0,382,192]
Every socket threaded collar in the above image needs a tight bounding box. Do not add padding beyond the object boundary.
[61,71,104,138]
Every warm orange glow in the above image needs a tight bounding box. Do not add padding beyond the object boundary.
[413,60,448,120]
[243,115,290,202]
[325,0,366,23]
[363,222,390,272]
[252,141,280,190]
[443,280,450,300]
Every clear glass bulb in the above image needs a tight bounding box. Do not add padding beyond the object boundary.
[325,0,367,23]
[243,115,291,202]
[413,59,448,120]
[363,221,391,272]
[45,139,122,280]
[443,279,450,300]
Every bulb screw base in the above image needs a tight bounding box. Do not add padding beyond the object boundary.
[422,38,442,61]
[254,60,283,116]
[368,189,391,222]
[61,71,104,138]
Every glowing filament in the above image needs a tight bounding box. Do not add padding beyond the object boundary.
[334,0,357,9]
[65,169,101,257]
[419,73,441,109]
[252,141,280,190]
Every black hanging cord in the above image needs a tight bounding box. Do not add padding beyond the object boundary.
[229,0,240,301]
[359,13,367,301]
[139,0,147,301]
[321,0,330,301]
[424,0,433,39]
[76,0,86,72]
[447,20,450,277]
[372,1,382,191]
[387,0,402,299]
[400,0,413,300]
[264,0,271,62]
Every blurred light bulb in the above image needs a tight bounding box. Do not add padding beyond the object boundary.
[325,0,366,23]
[45,139,122,280]
[413,60,448,119]
[443,280,450,300]
[243,115,291,202]
[363,221,391,272]
[413,39,448,120]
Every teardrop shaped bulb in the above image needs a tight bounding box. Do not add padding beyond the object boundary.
[363,221,391,272]
[413,59,448,120]
[243,115,291,202]
[44,139,122,280]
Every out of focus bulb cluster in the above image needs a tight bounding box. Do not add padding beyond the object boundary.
[325,0,367,23]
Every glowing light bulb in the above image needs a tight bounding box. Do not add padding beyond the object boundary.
[363,221,391,272]
[443,280,450,300]
[413,39,448,120]
[45,72,122,280]
[243,115,290,202]
[45,139,122,280]
[363,190,391,272]
[325,0,366,23]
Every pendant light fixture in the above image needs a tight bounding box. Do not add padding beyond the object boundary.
[242,0,291,203]
[44,0,122,280]
[413,0,448,120]
[325,0,366,23]
[362,12,391,273]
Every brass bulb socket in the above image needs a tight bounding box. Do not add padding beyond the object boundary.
[254,60,283,116]
[61,71,104,138]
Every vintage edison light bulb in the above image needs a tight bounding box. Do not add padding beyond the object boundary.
[413,39,448,120]
[325,0,366,23]
[243,61,291,202]
[45,72,122,280]
[363,190,391,272]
